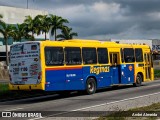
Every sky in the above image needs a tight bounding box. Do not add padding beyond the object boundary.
[0,0,160,40]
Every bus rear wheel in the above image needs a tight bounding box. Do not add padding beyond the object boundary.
[133,74,142,87]
[86,78,96,95]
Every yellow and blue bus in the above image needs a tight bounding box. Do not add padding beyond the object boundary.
[9,39,154,94]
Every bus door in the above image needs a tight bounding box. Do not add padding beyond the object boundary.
[109,52,120,84]
[144,53,151,79]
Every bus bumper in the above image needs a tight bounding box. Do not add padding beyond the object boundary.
[9,83,45,91]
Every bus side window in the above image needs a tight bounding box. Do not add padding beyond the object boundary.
[113,54,118,64]
[65,47,82,65]
[82,48,97,64]
[124,48,135,63]
[97,48,108,64]
[110,53,118,66]
[135,48,143,62]
[45,47,64,66]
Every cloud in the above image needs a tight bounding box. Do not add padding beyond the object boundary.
[50,1,131,38]
[1,0,160,39]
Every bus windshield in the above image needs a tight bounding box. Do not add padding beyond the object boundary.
[9,42,41,85]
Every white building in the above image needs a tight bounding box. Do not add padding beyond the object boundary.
[111,39,160,51]
[0,6,48,61]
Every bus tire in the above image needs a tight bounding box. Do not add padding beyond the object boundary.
[133,74,142,87]
[86,78,96,95]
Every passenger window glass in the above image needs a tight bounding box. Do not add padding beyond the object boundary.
[110,53,118,65]
[82,48,97,64]
[45,47,64,66]
[124,48,135,63]
[97,48,108,64]
[135,48,143,62]
[65,47,82,65]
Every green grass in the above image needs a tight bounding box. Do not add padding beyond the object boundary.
[0,83,8,92]
[154,69,160,78]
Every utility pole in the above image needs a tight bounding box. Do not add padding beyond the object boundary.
[27,0,28,9]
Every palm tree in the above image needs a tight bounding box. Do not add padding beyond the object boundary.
[24,15,38,41]
[12,23,32,42]
[0,14,3,23]
[35,15,50,40]
[0,22,14,66]
[57,26,78,40]
[49,14,69,41]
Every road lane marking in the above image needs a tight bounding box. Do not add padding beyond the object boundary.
[72,91,160,111]
[29,116,44,120]
[32,91,160,119]
[4,107,23,111]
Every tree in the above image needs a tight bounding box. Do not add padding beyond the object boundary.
[57,26,78,40]
[49,14,69,41]
[24,15,38,41]
[0,14,3,23]
[12,23,32,42]
[35,15,50,40]
[0,22,14,66]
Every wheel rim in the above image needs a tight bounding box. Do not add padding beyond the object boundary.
[88,82,94,92]
[136,76,141,84]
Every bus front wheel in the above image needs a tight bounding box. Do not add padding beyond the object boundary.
[133,74,142,87]
[86,78,96,95]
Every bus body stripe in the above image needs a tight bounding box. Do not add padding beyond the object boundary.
[45,66,82,71]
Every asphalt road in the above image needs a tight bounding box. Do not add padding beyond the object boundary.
[0,80,160,119]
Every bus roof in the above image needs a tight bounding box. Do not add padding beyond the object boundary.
[11,39,150,49]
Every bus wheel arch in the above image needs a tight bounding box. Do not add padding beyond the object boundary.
[133,73,143,87]
[138,72,144,82]
[85,76,97,95]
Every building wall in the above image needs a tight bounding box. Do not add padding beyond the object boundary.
[111,39,153,49]
[0,6,48,24]
[0,6,49,43]
[0,6,48,61]
[152,39,160,51]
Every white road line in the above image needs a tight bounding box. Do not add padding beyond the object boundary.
[4,107,23,111]
[29,116,44,120]
[116,83,160,92]
[35,91,160,120]
[72,91,160,111]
